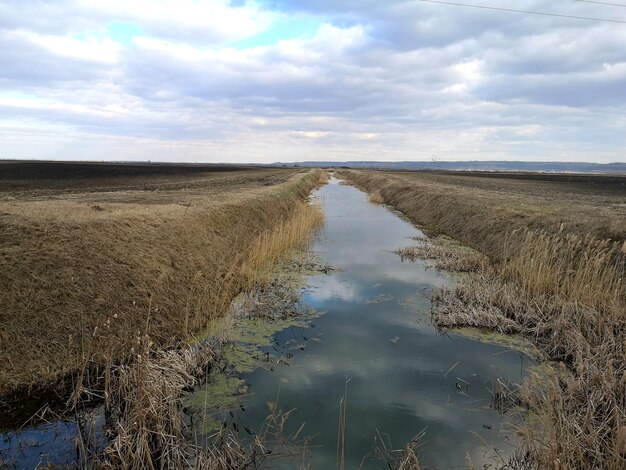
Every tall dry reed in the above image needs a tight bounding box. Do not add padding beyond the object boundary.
[502,231,625,316]
[368,190,385,204]
[243,201,323,284]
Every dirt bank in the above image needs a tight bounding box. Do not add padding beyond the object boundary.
[337,169,626,259]
[0,165,322,411]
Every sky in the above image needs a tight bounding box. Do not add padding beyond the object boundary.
[1,0,625,163]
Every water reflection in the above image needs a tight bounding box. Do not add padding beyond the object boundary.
[223,177,530,468]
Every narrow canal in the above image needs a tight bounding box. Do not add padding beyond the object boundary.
[197,176,531,468]
[0,176,531,469]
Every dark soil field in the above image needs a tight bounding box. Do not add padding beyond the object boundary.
[391,169,626,206]
[0,161,280,197]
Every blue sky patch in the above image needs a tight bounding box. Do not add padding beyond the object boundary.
[72,21,144,45]
[106,22,145,45]
[227,16,323,48]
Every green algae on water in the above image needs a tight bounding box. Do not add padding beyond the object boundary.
[186,374,247,433]
[186,314,320,433]
[231,318,302,347]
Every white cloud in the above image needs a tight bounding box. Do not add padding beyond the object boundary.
[0,0,625,162]
[17,30,121,63]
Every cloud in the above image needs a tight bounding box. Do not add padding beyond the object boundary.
[0,0,625,162]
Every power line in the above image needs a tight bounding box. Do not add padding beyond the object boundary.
[415,0,626,24]
[573,0,626,7]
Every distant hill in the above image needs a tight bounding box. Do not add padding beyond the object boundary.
[275,161,626,173]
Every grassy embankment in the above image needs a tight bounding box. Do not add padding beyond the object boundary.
[338,169,626,469]
[101,184,326,469]
[0,164,324,414]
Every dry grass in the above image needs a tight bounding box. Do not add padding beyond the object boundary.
[368,190,385,204]
[339,170,626,260]
[371,430,425,470]
[339,169,626,469]
[61,174,324,469]
[395,238,484,272]
[0,167,323,405]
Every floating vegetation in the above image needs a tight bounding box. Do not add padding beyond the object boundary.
[454,327,544,362]
[395,236,484,272]
[398,297,416,306]
[187,375,248,433]
[183,251,330,456]
[222,345,261,374]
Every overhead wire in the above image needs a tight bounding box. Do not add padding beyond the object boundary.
[572,0,626,7]
[414,0,626,24]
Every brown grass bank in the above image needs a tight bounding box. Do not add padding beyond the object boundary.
[0,166,323,411]
[338,169,626,469]
[100,203,323,468]
[337,169,626,259]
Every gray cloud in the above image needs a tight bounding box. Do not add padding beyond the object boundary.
[0,0,625,162]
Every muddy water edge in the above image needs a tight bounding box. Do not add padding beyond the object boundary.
[190,176,537,468]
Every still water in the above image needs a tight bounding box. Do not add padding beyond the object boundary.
[0,177,529,468]
[211,177,529,468]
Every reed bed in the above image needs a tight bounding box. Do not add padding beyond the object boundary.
[243,201,323,284]
[339,169,626,469]
[395,238,484,272]
[502,231,626,316]
[96,337,308,469]
[368,190,385,204]
[102,339,219,469]
[433,262,626,469]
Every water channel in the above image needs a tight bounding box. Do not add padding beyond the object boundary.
[0,176,531,468]
[195,176,531,468]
